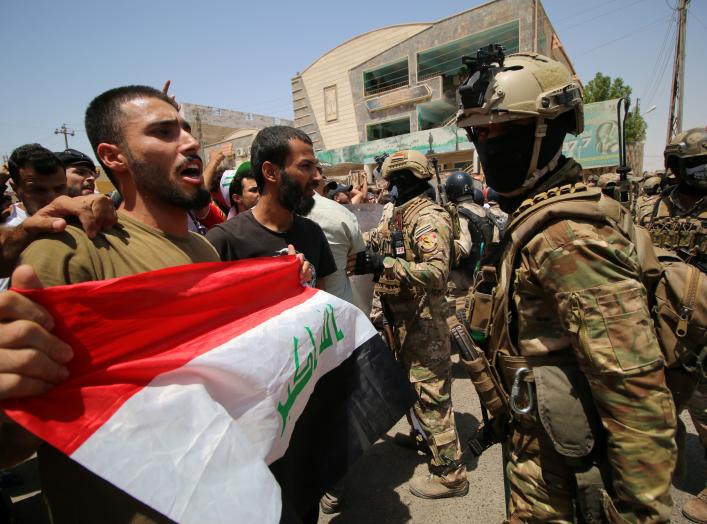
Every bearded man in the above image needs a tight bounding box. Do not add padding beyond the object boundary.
[207,126,336,289]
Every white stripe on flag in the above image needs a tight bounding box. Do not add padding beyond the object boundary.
[71,290,377,523]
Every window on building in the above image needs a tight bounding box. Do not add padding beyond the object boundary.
[363,59,409,96]
[366,118,411,141]
[418,100,457,131]
[415,20,520,129]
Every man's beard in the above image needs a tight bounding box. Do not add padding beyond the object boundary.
[279,169,315,215]
[67,185,94,198]
[128,154,210,210]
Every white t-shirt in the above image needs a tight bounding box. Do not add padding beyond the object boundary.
[306,193,365,303]
[5,203,27,227]
[0,204,28,290]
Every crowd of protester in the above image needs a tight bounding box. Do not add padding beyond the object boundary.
[0,78,703,524]
[0,81,403,523]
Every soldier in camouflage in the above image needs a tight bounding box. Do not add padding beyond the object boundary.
[636,128,707,272]
[456,49,676,522]
[636,127,707,523]
[444,172,503,326]
[350,149,468,499]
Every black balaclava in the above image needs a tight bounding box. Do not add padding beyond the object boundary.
[674,156,707,196]
[472,112,571,197]
[388,170,430,205]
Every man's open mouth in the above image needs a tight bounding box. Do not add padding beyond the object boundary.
[179,158,203,185]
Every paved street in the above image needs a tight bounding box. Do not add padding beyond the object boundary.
[320,355,706,524]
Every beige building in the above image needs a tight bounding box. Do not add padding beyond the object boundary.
[292,0,576,174]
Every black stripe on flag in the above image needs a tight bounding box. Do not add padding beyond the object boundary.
[270,333,416,523]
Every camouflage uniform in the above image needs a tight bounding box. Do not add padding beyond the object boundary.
[635,186,707,273]
[448,199,504,325]
[456,50,677,522]
[635,129,707,463]
[499,161,676,523]
[366,194,464,478]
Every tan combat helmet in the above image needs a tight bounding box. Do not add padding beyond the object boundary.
[597,173,620,188]
[456,51,583,196]
[664,126,707,190]
[380,150,433,181]
[642,175,662,194]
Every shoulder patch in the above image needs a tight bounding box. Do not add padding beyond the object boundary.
[414,224,434,239]
[418,232,439,253]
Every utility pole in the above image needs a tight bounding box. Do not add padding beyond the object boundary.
[54,123,75,149]
[666,0,689,144]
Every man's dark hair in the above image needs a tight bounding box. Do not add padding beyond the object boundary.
[8,143,64,185]
[210,167,227,193]
[250,126,313,192]
[228,170,255,201]
[85,85,178,186]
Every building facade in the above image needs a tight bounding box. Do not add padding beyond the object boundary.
[292,0,575,172]
[180,102,293,167]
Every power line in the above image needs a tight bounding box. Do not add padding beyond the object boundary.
[642,14,677,103]
[560,0,649,30]
[554,0,621,23]
[54,123,75,149]
[644,18,677,107]
[577,16,669,55]
[666,0,689,142]
[689,7,707,30]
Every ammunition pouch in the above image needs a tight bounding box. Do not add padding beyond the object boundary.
[463,265,497,342]
[374,277,405,298]
[459,354,508,419]
[533,364,600,458]
[499,353,612,523]
[648,215,706,263]
[573,463,611,524]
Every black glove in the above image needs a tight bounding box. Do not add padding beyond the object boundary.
[354,250,385,276]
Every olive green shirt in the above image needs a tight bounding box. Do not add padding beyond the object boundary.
[19,212,219,524]
[20,212,219,286]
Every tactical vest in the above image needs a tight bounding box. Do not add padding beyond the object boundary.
[465,183,707,425]
[457,205,495,273]
[463,183,706,519]
[645,194,706,271]
[374,197,437,298]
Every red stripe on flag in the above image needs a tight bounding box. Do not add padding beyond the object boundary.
[3,256,316,455]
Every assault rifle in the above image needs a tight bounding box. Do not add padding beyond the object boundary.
[430,157,447,206]
[451,314,508,457]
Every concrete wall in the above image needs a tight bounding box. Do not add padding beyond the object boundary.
[180,103,292,148]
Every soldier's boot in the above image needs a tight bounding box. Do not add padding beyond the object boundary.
[683,488,707,524]
[409,461,468,499]
[393,431,431,455]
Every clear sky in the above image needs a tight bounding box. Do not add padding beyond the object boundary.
[1,0,705,171]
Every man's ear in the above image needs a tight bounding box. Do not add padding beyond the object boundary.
[97,143,129,175]
[262,161,279,184]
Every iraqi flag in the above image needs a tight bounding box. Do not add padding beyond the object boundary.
[3,257,415,523]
